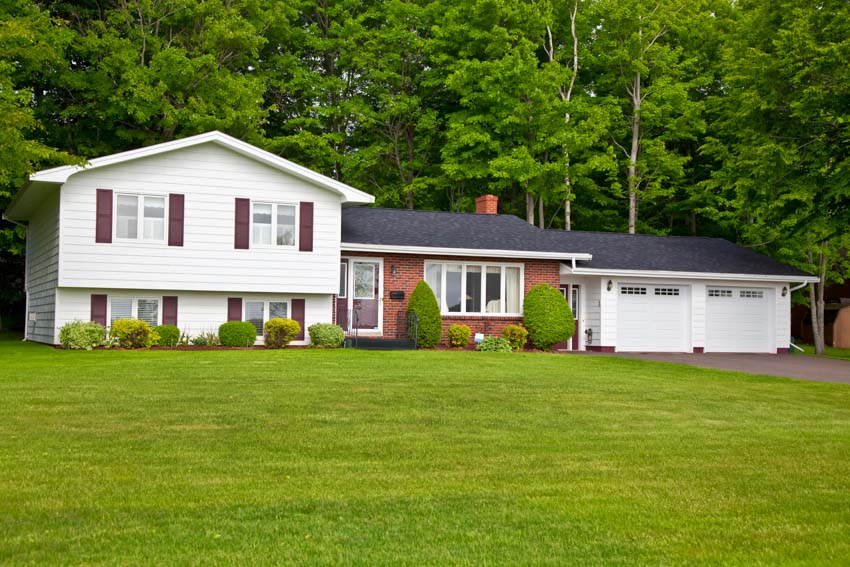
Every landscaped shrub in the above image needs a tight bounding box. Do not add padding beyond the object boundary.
[501,324,529,351]
[476,336,512,352]
[110,319,158,349]
[153,325,180,346]
[523,284,573,351]
[263,318,301,349]
[218,321,257,347]
[308,323,344,348]
[58,321,106,350]
[446,324,471,348]
[191,332,220,346]
[407,280,442,348]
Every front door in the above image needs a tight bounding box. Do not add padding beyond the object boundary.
[352,260,380,330]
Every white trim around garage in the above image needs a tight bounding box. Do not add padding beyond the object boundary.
[562,265,818,284]
[341,242,592,262]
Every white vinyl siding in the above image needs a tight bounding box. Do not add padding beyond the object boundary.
[55,288,325,346]
[24,190,60,343]
[425,261,523,316]
[57,143,342,294]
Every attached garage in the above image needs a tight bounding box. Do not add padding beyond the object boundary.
[617,284,689,352]
[706,287,773,353]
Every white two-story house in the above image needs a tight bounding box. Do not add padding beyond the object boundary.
[5,131,817,352]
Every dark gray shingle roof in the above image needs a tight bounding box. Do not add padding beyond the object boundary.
[341,207,811,278]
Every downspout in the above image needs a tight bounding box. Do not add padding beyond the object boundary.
[2,214,29,341]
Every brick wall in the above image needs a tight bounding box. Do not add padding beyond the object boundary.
[338,251,561,345]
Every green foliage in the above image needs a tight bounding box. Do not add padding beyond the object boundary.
[446,324,471,348]
[407,281,442,348]
[475,336,513,353]
[153,325,180,347]
[308,323,344,348]
[110,319,157,349]
[523,285,573,351]
[218,322,257,347]
[263,318,300,349]
[191,332,220,347]
[58,320,105,350]
[501,324,529,352]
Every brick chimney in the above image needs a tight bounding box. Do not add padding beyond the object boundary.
[475,194,498,214]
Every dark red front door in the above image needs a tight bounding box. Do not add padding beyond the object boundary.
[352,261,380,329]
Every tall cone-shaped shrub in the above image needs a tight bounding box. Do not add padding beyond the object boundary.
[523,284,573,350]
[407,280,442,348]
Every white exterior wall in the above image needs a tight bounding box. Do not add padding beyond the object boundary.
[594,276,790,352]
[24,190,60,343]
[58,143,342,293]
[54,288,332,345]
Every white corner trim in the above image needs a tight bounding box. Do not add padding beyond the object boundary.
[341,242,592,261]
[28,131,375,204]
[561,265,819,283]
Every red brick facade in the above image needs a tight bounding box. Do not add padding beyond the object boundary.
[338,251,561,345]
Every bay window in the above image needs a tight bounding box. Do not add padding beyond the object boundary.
[252,202,297,247]
[425,262,523,315]
[116,194,165,241]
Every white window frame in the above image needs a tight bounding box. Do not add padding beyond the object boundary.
[250,201,299,248]
[338,262,348,298]
[424,261,524,316]
[114,192,168,243]
[107,296,162,327]
[243,299,291,336]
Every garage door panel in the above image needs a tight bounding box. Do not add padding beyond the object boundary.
[617,284,688,352]
[706,287,772,353]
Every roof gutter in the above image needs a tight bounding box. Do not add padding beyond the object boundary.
[562,265,819,283]
[341,242,592,262]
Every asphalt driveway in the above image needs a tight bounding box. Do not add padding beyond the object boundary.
[595,352,850,384]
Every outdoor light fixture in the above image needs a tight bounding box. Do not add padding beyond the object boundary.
[607,279,613,292]
[391,265,398,276]
[782,286,788,297]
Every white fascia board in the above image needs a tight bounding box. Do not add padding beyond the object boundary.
[562,265,819,283]
[28,131,375,204]
[341,242,592,261]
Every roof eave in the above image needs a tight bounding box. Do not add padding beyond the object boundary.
[562,265,818,283]
[341,242,592,261]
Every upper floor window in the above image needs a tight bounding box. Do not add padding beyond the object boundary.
[252,202,296,247]
[116,194,165,241]
[425,261,522,315]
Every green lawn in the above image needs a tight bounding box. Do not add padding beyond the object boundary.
[1,339,849,565]
[794,343,850,361]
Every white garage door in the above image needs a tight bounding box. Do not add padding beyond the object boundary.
[617,284,689,352]
[706,287,772,353]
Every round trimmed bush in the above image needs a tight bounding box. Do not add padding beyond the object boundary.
[407,280,442,348]
[59,321,106,350]
[501,324,528,351]
[308,323,344,348]
[476,336,512,352]
[446,323,471,348]
[153,324,180,346]
[110,319,157,349]
[523,284,573,350]
[263,318,301,349]
[219,321,257,347]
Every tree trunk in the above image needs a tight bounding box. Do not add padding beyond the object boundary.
[808,244,828,355]
[525,191,535,225]
[565,195,571,231]
[538,197,544,229]
[627,73,641,234]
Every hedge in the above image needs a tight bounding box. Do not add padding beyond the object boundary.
[219,321,258,347]
[407,280,442,348]
[522,284,573,350]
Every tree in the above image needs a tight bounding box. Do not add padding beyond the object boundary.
[407,280,442,348]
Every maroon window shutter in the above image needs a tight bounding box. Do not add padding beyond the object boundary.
[168,194,184,246]
[91,294,108,326]
[95,189,113,243]
[299,202,314,252]
[234,198,250,249]
[227,297,242,321]
[162,296,178,326]
[291,298,305,340]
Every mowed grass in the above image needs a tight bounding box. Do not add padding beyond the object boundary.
[1,339,850,565]
[795,343,850,361]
